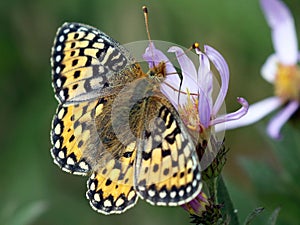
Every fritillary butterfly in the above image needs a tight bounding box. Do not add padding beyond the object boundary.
[50,22,202,214]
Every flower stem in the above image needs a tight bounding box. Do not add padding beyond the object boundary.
[206,176,218,202]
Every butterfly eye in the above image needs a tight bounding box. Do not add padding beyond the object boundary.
[148,70,156,78]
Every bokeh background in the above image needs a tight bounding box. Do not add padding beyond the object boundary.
[1,0,300,224]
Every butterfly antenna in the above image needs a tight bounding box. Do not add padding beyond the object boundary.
[142,6,155,67]
[143,6,152,43]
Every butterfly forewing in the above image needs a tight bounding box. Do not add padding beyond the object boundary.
[51,22,140,104]
[134,96,202,206]
[50,22,143,175]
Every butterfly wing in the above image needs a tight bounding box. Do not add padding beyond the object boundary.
[52,92,140,214]
[50,22,145,175]
[51,98,105,175]
[51,22,142,104]
[134,95,202,206]
[86,144,138,215]
[85,92,140,214]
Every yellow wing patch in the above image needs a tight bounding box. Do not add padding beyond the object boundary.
[50,99,100,175]
[86,142,138,214]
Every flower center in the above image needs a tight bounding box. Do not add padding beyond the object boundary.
[177,92,211,143]
[275,64,300,102]
[178,94,200,132]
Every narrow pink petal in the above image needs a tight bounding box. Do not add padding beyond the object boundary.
[198,53,213,109]
[168,46,198,93]
[204,45,229,116]
[143,43,182,109]
[267,100,299,139]
[203,71,213,111]
[198,88,211,128]
[261,54,278,83]
[167,46,200,107]
[143,43,176,73]
[196,48,213,118]
[197,52,211,87]
[260,0,298,65]
[215,96,282,132]
[210,97,249,126]
[168,46,197,79]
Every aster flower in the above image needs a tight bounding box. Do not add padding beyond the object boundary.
[143,43,249,138]
[216,0,300,139]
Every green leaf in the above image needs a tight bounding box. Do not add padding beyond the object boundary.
[243,207,264,225]
[217,175,240,225]
[3,201,47,225]
[267,207,280,225]
[240,124,300,224]
[266,124,300,187]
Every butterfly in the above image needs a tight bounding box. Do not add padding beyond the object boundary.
[50,22,202,214]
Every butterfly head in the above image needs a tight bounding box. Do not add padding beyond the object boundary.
[147,61,167,83]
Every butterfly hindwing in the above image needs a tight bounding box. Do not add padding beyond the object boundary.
[134,95,202,206]
[51,97,107,175]
[86,143,138,214]
[85,95,140,214]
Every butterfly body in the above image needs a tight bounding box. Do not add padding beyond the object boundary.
[50,22,202,214]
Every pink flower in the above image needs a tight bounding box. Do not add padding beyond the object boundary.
[216,0,300,139]
[143,43,248,135]
[180,191,209,216]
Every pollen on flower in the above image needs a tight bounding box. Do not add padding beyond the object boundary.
[275,64,300,102]
[178,91,201,132]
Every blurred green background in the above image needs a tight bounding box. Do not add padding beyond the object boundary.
[1,0,300,224]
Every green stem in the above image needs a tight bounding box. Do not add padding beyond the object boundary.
[206,177,218,202]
